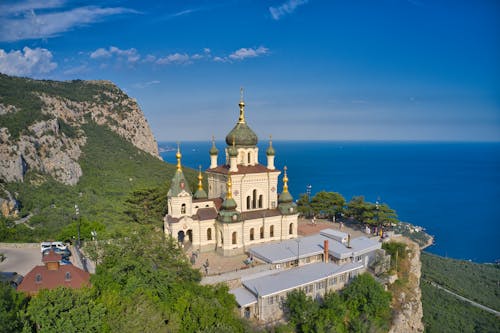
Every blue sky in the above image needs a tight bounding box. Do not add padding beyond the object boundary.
[0,0,498,141]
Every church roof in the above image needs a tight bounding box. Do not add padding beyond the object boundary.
[225,122,258,147]
[167,170,191,197]
[207,164,280,175]
[196,208,218,220]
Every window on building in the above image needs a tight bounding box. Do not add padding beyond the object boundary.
[268,297,274,305]
[248,152,251,164]
[181,203,186,214]
[289,223,293,235]
[270,225,274,237]
[35,274,42,283]
[260,227,264,239]
[247,196,251,210]
[252,189,257,209]
[232,232,237,244]
[207,228,212,241]
[250,228,254,241]
[65,272,71,281]
[258,195,263,208]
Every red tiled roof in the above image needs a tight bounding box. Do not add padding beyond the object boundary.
[207,164,280,175]
[240,209,282,220]
[42,251,62,263]
[17,265,90,295]
[197,208,218,220]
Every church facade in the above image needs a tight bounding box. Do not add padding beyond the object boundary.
[164,94,299,256]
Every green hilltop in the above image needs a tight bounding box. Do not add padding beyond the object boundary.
[0,74,197,241]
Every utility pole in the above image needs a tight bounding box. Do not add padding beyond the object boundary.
[75,204,80,248]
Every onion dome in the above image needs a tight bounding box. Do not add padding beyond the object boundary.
[218,176,241,222]
[209,136,218,155]
[278,166,293,203]
[228,137,238,157]
[278,166,297,215]
[225,90,258,147]
[168,145,191,197]
[193,166,208,199]
[266,136,275,156]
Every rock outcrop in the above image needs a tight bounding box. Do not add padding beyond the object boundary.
[389,237,425,333]
[0,76,159,185]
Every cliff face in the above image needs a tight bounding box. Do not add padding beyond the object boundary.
[0,75,159,185]
[389,237,425,333]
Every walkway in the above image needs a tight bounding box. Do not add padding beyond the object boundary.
[423,279,500,317]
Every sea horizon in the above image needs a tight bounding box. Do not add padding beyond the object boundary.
[159,140,500,264]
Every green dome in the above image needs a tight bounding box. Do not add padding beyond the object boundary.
[209,144,218,155]
[279,191,293,204]
[225,122,258,147]
[266,145,275,156]
[228,144,238,157]
[193,188,208,200]
[221,197,237,210]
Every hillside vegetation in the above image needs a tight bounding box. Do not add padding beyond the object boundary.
[420,252,500,332]
[1,122,197,241]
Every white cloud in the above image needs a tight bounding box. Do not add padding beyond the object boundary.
[228,46,269,60]
[0,47,57,76]
[143,54,157,63]
[269,0,308,20]
[213,56,227,63]
[0,1,138,42]
[132,80,160,89]
[90,46,140,63]
[156,53,191,65]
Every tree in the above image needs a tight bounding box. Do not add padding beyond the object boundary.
[296,194,313,218]
[0,282,28,333]
[346,196,398,227]
[24,287,106,333]
[310,191,345,219]
[284,290,320,333]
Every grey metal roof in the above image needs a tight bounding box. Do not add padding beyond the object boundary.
[248,230,381,263]
[241,262,363,298]
[230,287,257,307]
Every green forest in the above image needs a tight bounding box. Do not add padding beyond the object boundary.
[1,122,198,242]
[420,252,500,333]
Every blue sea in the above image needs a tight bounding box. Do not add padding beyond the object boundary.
[160,141,500,263]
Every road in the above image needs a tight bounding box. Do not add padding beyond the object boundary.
[423,279,500,317]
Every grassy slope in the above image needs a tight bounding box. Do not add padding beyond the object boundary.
[4,122,198,240]
[420,252,500,332]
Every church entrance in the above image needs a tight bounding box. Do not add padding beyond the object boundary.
[186,229,193,243]
[177,230,185,243]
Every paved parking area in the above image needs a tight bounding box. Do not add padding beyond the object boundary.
[0,247,42,276]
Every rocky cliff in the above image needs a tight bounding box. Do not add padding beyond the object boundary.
[389,237,425,333]
[0,75,159,185]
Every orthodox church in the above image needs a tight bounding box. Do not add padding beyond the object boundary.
[164,92,298,256]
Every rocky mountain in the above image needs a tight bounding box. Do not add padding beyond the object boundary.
[0,74,159,186]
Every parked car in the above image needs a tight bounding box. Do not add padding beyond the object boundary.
[0,272,24,289]
[40,241,68,253]
[43,247,71,258]
[60,258,73,265]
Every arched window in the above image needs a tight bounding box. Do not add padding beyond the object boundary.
[252,189,257,209]
[248,152,251,164]
[260,226,264,239]
[250,228,254,241]
[181,203,186,214]
[232,232,237,244]
[289,223,294,235]
[247,196,251,210]
[35,274,42,283]
[65,272,71,281]
[207,228,212,241]
[258,195,263,208]
[270,225,274,237]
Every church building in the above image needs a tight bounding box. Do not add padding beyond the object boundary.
[164,92,299,256]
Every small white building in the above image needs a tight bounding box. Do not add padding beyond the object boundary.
[248,228,382,269]
[230,261,364,322]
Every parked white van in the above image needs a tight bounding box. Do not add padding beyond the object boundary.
[40,241,68,253]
